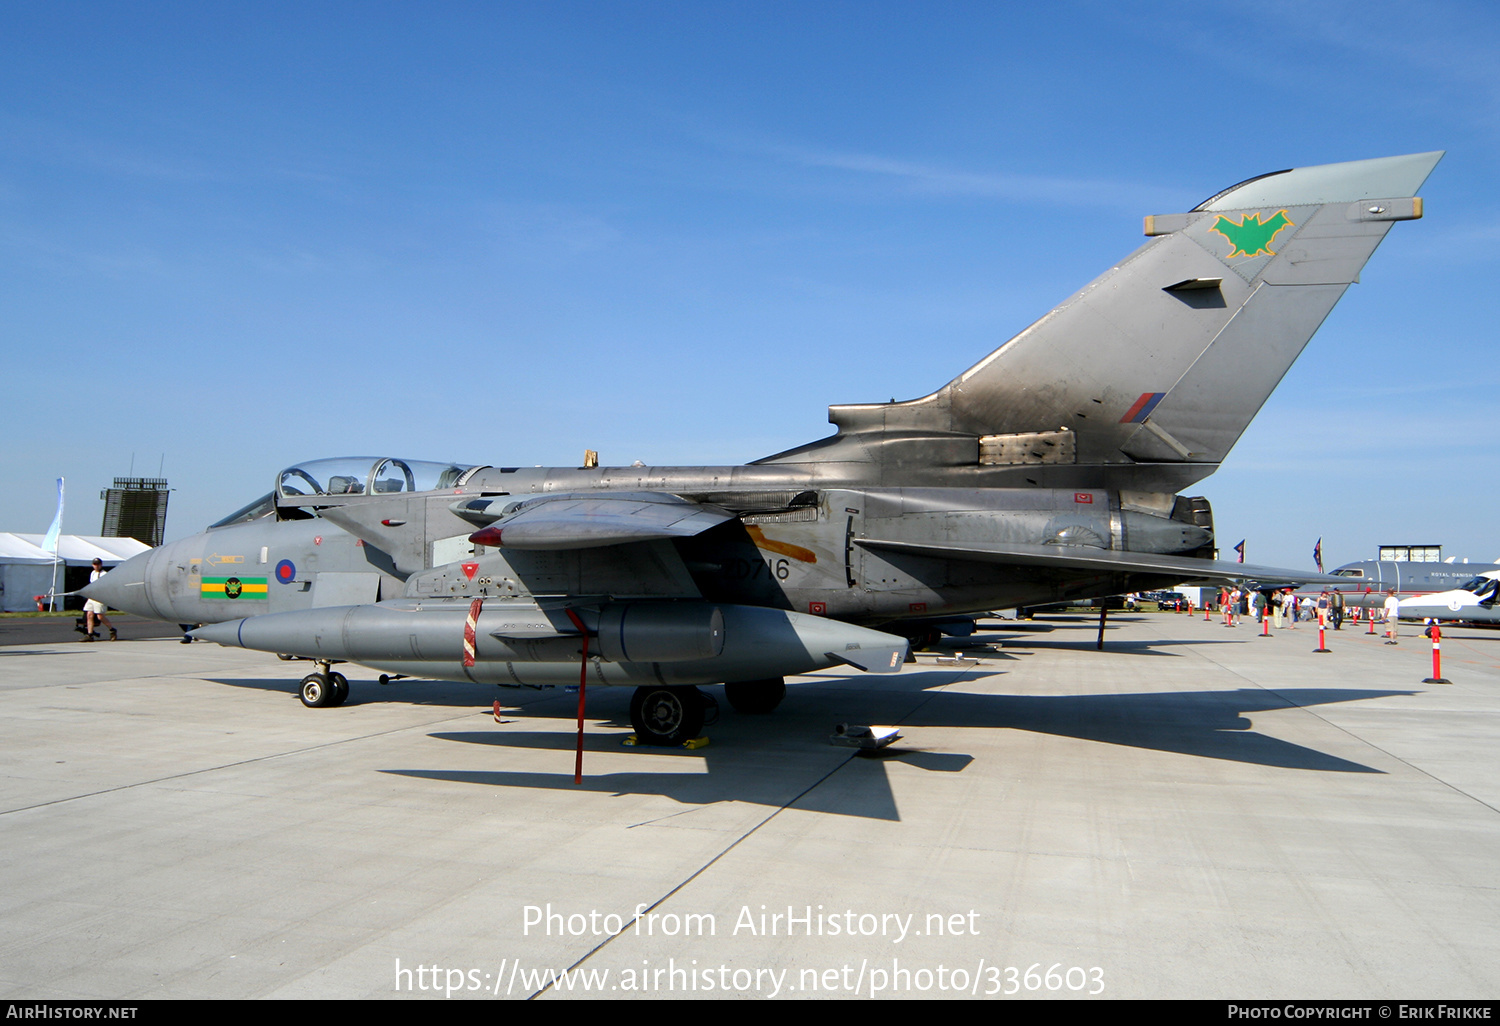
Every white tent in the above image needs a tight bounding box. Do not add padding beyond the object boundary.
[0,534,53,566]
[1,533,150,565]
[0,534,151,612]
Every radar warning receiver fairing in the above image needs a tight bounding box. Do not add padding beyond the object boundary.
[85,152,1442,747]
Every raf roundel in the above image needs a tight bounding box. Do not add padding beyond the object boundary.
[275,559,297,584]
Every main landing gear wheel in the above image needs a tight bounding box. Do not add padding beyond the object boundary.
[300,672,349,708]
[910,628,943,650]
[629,686,705,746]
[723,678,786,714]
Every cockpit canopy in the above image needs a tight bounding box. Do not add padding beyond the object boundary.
[276,457,480,500]
[1460,574,1500,598]
[209,457,485,529]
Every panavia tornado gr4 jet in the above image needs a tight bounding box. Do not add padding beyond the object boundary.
[85,152,1441,746]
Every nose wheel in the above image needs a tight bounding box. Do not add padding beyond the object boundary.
[629,686,705,746]
[299,664,350,708]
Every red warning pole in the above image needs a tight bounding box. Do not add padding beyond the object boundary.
[566,608,590,784]
[1314,612,1331,653]
[1365,589,1377,634]
[1424,624,1452,684]
[1260,609,1271,638]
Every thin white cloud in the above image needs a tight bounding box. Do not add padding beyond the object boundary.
[702,131,1187,212]
[785,145,1182,207]
[1215,0,1500,128]
[0,113,211,183]
[1313,375,1500,400]
[0,226,173,278]
[243,246,380,277]
[1231,413,1499,471]
[480,200,625,260]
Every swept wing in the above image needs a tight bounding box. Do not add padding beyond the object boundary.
[857,537,1348,589]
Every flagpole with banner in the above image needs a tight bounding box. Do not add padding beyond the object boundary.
[1313,537,1324,573]
[1234,540,1245,564]
[42,477,64,612]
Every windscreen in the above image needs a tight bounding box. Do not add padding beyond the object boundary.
[208,492,276,529]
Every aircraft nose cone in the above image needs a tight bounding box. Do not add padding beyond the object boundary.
[81,552,152,617]
[186,621,243,646]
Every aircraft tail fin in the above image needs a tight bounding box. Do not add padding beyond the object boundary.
[759,152,1441,492]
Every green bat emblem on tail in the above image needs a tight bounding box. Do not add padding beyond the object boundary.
[1209,209,1294,258]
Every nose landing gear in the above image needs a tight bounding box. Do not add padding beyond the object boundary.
[299,661,350,708]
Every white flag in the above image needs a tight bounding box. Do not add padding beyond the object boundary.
[41,477,64,554]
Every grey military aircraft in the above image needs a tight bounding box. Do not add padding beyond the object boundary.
[85,151,1441,747]
[1326,558,1500,608]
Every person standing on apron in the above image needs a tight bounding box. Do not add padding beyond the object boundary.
[83,558,117,641]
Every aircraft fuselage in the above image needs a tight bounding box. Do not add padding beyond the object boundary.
[99,465,1212,630]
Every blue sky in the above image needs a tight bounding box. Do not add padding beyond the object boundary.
[2,1,1497,568]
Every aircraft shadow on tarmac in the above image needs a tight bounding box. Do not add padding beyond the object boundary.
[378,684,1413,821]
[387,733,966,822]
[922,622,1249,658]
[968,636,1244,657]
[207,674,527,706]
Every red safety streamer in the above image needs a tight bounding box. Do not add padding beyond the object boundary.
[576,631,588,784]
[463,597,484,668]
[565,608,590,784]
